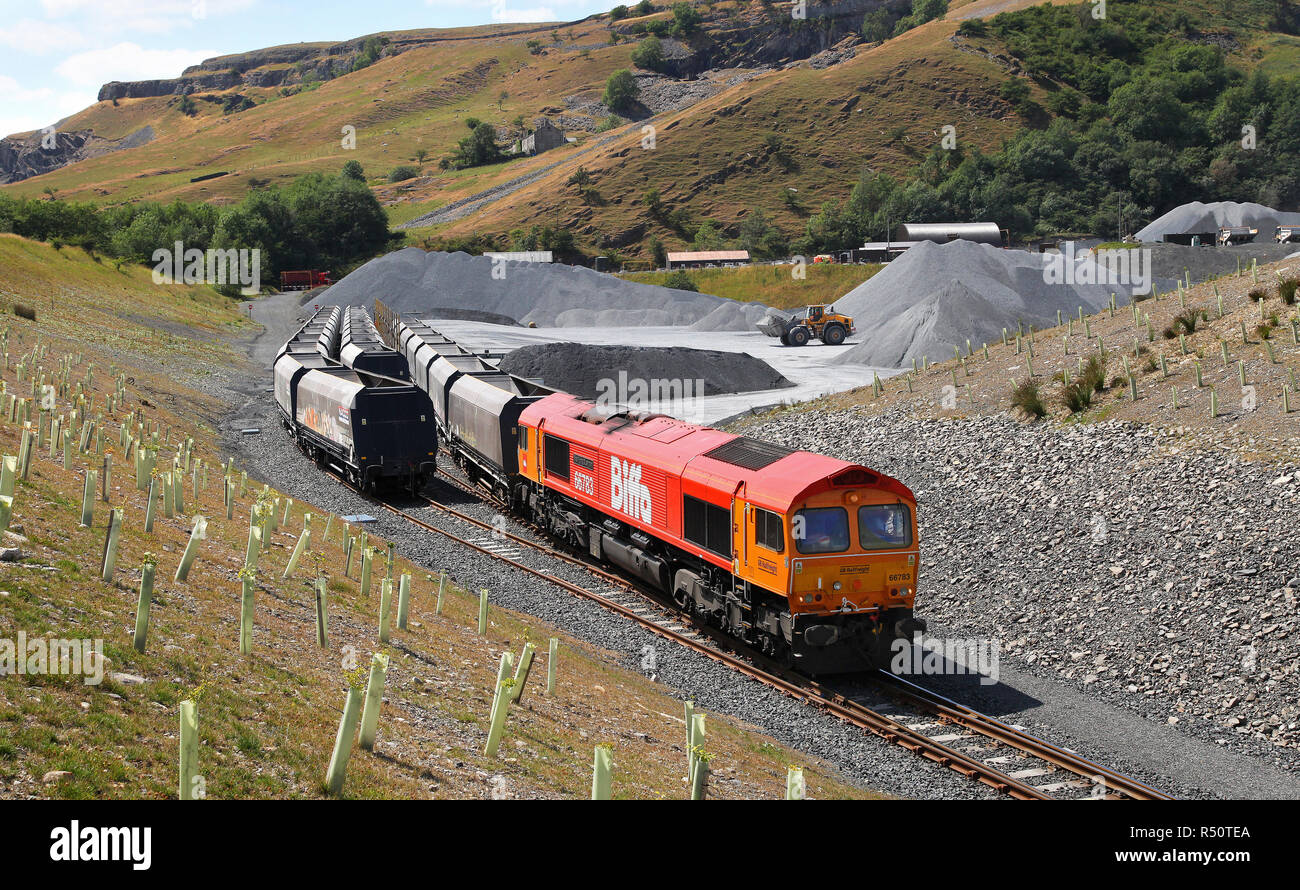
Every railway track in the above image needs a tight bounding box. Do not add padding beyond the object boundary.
[327,460,1171,801]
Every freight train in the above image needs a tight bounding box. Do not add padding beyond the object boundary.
[379,309,925,674]
[274,308,436,491]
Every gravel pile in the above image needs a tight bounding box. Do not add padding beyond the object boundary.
[497,342,792,399]
[1136,200,1300,242]
[1143,241,1298,285]
[689,300,775,331]
[322,248,742,328]
[741,406,1300,766]
[832,240,1177,368]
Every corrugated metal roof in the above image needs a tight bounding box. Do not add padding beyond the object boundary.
[483,251,554,263]
[665,250,751,262]
[895,222,1002,245]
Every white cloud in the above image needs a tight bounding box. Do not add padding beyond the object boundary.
[40,0,256,35]
[55,43,219,88]
[0,75,55,105]
[0,19,90,54]
[498,7,557,22]
[423,0,558,20]
[0,77,97,138]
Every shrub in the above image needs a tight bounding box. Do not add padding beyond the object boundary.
[1279,277,1299,306]
[663,270,698,291]
[387,166,420,183]
[610,4,630,20]
[1142,355,1159,372]
[603,69,639,111]
[631,35,666,71]
[1079,353,1107,393]
[1061,380,1093,412]
[635,0,654,13]
[1171,308,1199,335]
[1247,288,1267,302]
[1256,323,1272,340]
[13,304,36,321]
[670,1,702,35]
[1011,379,1047,418]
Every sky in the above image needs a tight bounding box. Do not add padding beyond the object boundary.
[0,0,611,138]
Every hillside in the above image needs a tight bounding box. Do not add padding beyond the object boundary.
[3,0,1297,264]
[0,0,1064,260]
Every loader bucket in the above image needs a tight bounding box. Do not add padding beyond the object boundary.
[756,312,792,337]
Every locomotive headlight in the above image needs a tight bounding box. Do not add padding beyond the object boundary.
[832,581,841,591]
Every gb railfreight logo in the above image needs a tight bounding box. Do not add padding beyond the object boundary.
[610,457,652,523]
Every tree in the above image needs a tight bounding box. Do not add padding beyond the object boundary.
[670,2,702,35]
[610,4,630,20]
[861,9,893,42]
[648,235,667,269]
[603,69,639,112]
[631,36,666,71]
[342,160,366,182]
[893,0,948,35]
[642,187,664,217]
[663,270,698,291]
[635,0,654,14]
[414,148,429,165]
[692,219,726,250]
[444,121,504,170]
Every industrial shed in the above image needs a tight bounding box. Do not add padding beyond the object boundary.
[666,250,750,269]
[895,222,1005,247]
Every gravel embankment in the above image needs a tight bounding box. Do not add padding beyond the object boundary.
[739,406,1300,773]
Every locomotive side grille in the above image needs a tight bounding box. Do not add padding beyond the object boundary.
[704,437,795,471]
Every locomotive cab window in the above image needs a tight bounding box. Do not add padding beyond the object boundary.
[517,426,529,451]
[755,508,784,553]
[543,434,570,480]
[858,504,912,551]
[684,495,732,558]
[794,507,849,554]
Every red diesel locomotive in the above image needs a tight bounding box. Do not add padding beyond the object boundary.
[512,392,924,673]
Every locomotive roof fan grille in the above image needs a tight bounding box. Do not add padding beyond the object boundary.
[704,436,795,470]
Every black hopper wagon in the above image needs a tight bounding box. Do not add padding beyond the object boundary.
[391,314,554,504]
[274,307,435,492]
